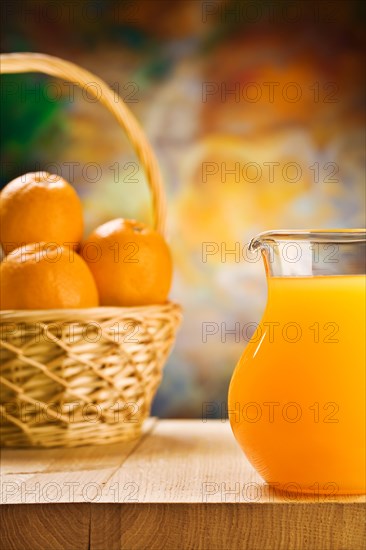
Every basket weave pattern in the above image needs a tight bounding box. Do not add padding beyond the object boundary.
[0,53,182,448]
[0,305,181,447]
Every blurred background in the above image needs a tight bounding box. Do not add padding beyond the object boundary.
[1,0,365,417]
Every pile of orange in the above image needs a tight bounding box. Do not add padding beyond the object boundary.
[0,172,172,310]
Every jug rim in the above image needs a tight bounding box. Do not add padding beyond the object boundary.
[249,229,366,250]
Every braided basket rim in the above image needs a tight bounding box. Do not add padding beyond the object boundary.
[0,302,182,320]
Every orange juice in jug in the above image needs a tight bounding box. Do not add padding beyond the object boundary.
[229,230,366,495]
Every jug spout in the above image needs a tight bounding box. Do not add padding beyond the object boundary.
[249,231,280,252]
[249,229,366,277]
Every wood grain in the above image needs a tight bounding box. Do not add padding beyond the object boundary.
[1,502,365,550]
[105,503,366,550]
[103,419,365,504]
[0,504,90,550]
[103,418,265,503]
[0,420,365,550]
[0,417,156,504]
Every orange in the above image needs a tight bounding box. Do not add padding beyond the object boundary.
[0,172,83,255]
[81,218,172,306]
[0,243,99,310]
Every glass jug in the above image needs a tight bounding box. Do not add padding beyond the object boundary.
[228,230,366,495]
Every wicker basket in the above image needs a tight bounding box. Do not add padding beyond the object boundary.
[0,53,182,448]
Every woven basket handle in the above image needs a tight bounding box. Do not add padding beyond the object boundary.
[0,52,166,234]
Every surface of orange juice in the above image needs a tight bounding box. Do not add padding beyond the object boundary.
[229,275,366,494]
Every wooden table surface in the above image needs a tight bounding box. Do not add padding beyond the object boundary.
[0,419,365,550]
